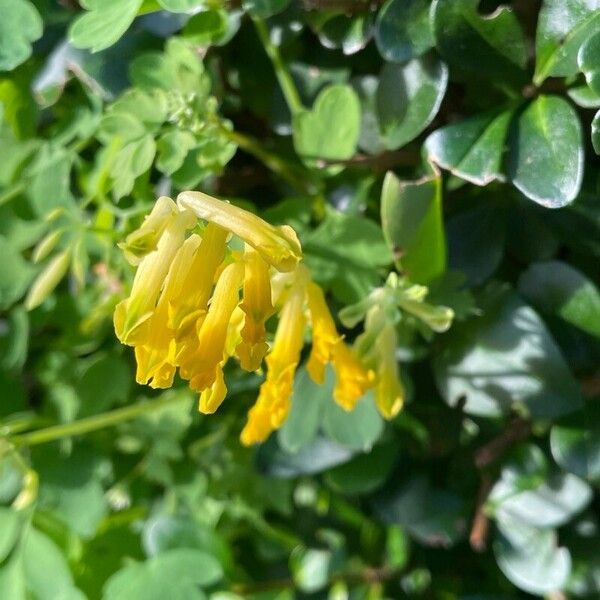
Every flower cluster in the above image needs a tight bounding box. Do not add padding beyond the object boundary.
[114,192,382,445]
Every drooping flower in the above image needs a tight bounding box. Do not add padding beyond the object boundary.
[114,192,423,445]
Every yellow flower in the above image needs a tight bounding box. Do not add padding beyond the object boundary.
[114,199,194,345]
[240,281,306,446]
[178,191,302,272]
[184,261,244,392]
[236,245,274,372]
[306,280,374,410]
[374,323,404,419]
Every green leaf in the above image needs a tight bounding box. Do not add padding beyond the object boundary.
[431,0,527,81]
[182,10,229,46]
[507,96,583,208]
[376,56,448,150]
[323,390,384,452]
[518,260,600,338]
[434,288,582,418]
[446,203,505,287]
[375,0,433,62]
[22,528,85,600]
[278,366,327,454]
[374,476,467,548]
[156,130,197,175]
[425,110,513,186]
[290,547,333,593]
[293,84,361,161]
[158,0,204,11]
[494,516,571,595]
[593,109,600,154]
[0,0,43,71]
[578,31,600,94]
[381,168,445,284]
[111,135,156,200]
[0,235,35,310]
[489,462,592,528]
[550,405,600,481]
[69,0,144,53]
[33,447,108,538]
[258,436,354,478]
[243,0,291,18]
[0,508,23,563]
[104,549,222,599]
[325,443,398,495]
[304,211,392,303]
[534,0,600,84]
[317,13,373,56]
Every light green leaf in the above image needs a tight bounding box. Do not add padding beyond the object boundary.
[381,168,445,284]
[111,135,156,200]
[376,56,448,150]
[104,549,222,599]
[375,0,433,62]
[578,30,600,94]
[0,235,35,310]
[69,0,144,53]
[158,0,204,11]
[156,130,197,175]
[293,84,361,161]
[507,95,583,208]
[425,110,513,185]
[0,0,43,71]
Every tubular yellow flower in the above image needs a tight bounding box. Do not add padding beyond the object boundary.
[114,200,195,345]
[184,261,244,392]
[306,280,342,384]
[133,234,201,388]
[374,323,404,419]
[199,363,227,414]
[331,342,375,411]
[306,281,374,409]
[236,245,274,372]
[177,191,302,272]
[240,282,306,446]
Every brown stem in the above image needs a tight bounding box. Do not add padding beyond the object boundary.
[319,149,421,171]
[469,474,493,552]
[474,417,531,470]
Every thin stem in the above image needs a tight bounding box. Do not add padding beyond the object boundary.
[252,17,304,116]
[0,182,26,206]
[9,393,189,448]
[219,126,315,195]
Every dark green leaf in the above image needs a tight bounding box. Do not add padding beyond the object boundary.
[425,110,513,185]
[376,56,448,150]
[535,0,600,84]
[578,31,600,94]
[375,0,433,62]
[431,0,527,81]
[507,96,583,208]
[434,288,582,418]
[518,260,600,338]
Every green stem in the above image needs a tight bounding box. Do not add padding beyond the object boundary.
[9,393,189,448]
[220,126,314,195]
[252,17,304,116]
[0,182,26,206]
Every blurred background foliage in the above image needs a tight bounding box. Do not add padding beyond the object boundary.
[1,0,600,598]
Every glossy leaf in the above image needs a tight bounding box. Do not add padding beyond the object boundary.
[434,288,582,418]
[578,30,600,94]
[375,0,434,62]
[518,260,600,338]
[507,96,583,208]
[425,110,513,185]
[376,56,448,150]
[535,0,600,84]
[431,0,527,81]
